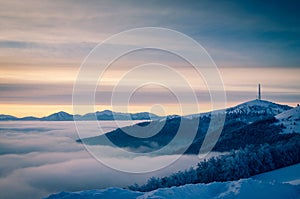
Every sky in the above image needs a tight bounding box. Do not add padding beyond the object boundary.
[0,0,300,117]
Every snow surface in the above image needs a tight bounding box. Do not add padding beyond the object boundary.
[44,178,300,199]
[253,163,300,185]
[45,164,300,199]
[275,106,300,134]
[185,99,291,121]
[225,99,291,115]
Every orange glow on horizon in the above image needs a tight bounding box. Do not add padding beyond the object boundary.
[0,100,298,118]
[0,103,207,118]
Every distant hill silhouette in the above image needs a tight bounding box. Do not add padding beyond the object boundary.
[79,100,298,154]
[0,110,161,121]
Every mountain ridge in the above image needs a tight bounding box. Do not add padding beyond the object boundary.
[79,99,298,154]
[0,100,295,121]
[0,110,161,121]
[186,99,292,122]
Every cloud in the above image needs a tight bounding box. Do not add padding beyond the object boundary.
[0,151,208,198]
[0,121,218,199]
[1,0,300,67]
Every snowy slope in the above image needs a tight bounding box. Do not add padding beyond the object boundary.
[253,163,300,185]
[186,99,291,123]
[275,106,300,134]
[45,164,300,199]
[44,178,300,199]
[226,99,291,116]
[80,100,293,152]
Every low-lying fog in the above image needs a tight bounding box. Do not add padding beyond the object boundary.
[0,121,220,199]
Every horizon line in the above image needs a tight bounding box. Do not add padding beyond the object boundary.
[1,98,298,119]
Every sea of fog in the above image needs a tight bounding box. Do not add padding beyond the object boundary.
[0,121,221,199]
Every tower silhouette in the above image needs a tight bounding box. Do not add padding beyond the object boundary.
[258,84,261,100]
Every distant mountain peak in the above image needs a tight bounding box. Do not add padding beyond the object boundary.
[186,99,292,123]
[0,114,17,120]
[100,110,113,114]
[57,111,69,114]
[234,99,287,108]
[226,99,292,117]
[41,111,73,121]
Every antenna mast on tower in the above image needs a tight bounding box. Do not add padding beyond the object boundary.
[258,84,261,100]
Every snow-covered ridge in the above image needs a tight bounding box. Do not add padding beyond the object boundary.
[185,99,292,122]
[225,99,291,115]
[276,105,300,120]
[275,106,300,134]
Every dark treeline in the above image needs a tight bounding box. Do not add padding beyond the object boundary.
[129,135,300,192]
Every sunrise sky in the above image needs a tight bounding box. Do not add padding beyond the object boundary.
[0,0,300,117]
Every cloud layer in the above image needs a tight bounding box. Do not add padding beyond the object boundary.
[0,121,214,199]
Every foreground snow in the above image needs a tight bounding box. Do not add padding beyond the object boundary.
[45,164,300,199]
[45,178,300,199]
[253,163,300,185]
